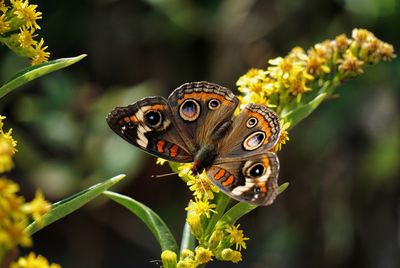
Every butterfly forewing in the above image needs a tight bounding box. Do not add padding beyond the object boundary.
[106,96,192,162]
[168,81,239,149]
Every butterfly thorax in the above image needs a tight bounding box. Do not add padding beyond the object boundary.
[191,144,218,175]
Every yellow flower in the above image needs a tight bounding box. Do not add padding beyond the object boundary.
[335,34,350,52]
[31,38,50,65]
[180,249,194,260]
[177,163,193,182]
[273,121,290,152]
[18,25,37,48]
[161,250,177,268]
[177,259,196,268]
[12,0,42,29]
[0,13,10,34]
[0,0,8,13]
[1,220,32,248]
[156,157,167,165]
[287,71,313,103]
[220,248,242,263]
[0,116,18,173]
[225,224,249,251]
[186,171,219,200]
[186,213,203,238]
[338,51,364,76]
[185,198,216,218]
[352,28,374,43]
[236,68,267,95]
[23,190,51,223]
[10,252,61,268]
[0,177,20,197]
[306,49,331,76]
[194,246,213,264]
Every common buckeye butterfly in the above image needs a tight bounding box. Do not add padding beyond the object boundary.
[106,81,281,206]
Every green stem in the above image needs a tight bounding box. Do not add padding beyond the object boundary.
[205,193,231,236]
[180,211,196,253]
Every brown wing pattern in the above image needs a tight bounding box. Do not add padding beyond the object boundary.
[168,81,239,151]
[106,96,192,162]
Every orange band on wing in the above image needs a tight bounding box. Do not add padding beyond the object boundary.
[214,169,226,180]
[169,144,179,157]
[157,140,166,153]
[222,175,235,186]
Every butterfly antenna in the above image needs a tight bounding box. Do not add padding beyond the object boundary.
[197,175,210,199]
[151,172,178,179]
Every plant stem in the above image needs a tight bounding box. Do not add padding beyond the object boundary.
[180,211,196,253]
[205,193,230,236]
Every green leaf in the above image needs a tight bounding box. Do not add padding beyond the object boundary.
[216,183,289,226]
[281,93,326,128]
[26,174,125,235]
[0,54,87,99]
[103,191,179,253]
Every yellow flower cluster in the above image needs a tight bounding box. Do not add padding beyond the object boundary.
[237,28,395,151]
[161,223,249,267]
[10,252,60,268]
[0,116,54,266]
[0,0,49,65]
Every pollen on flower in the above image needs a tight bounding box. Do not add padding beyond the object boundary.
[10,252,61,268]
[225,224,249,251]
[12,0,43,29]
[0,13,10,34]
[195,246,213,264]
[187,171,219,200]
[185,198,216,218]
[18,25,37,48]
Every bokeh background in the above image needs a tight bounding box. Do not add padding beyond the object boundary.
[1,0,399,267]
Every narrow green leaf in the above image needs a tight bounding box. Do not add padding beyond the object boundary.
[0,54,87,99]
[216,183,289,227]
[26,174,125,235]
[103,191,179,253]
[278,182,289,194]
[217,202,257,227]
[281,93,326,128]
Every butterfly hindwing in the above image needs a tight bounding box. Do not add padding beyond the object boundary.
[106,96,192,162]
[207,152,279,206]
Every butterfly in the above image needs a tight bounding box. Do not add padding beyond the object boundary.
[106,81,281,206]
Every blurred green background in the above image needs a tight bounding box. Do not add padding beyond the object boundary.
[1,0,399,267]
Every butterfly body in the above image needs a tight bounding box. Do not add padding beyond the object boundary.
[107,81,281,206]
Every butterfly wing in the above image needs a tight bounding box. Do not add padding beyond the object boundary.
[217,103,281,158]
[207,103,281,206]
[168,81,239,151]
[106,96,193,162]
[207,153,279,206]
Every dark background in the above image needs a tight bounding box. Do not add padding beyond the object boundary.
[0,0,399,267]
